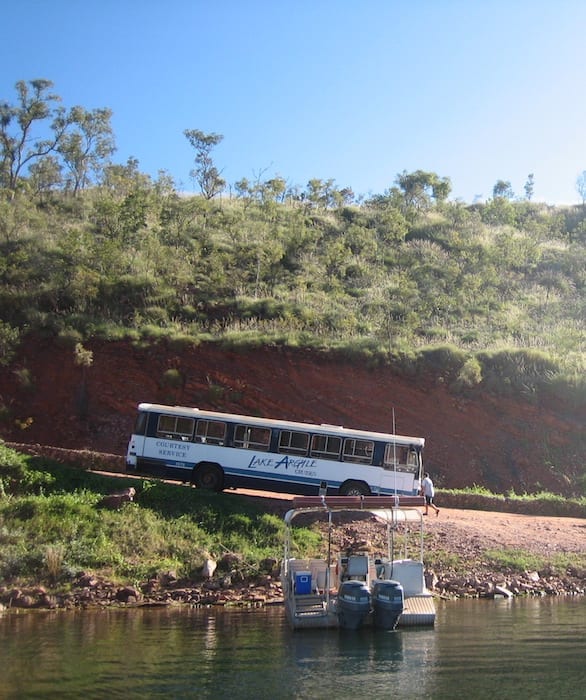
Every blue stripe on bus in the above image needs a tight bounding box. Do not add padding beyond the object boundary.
[223,465,412,494]
[134,459,414,496]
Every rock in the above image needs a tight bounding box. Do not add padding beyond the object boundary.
[115,586,141,603]
[39,593,58,608]
[14,595,35,608]
[97,487,136,510]
[259,557,279,575]
[159,570,177,586]
[202,559,217,578]
[142,579,159,593]
[8,588,22,603]
[494,585,513,598]
[77,573,99,587]
[218,552,243,570]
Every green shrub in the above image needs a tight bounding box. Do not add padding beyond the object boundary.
[167,333,199,351]
[13,367,35,391]
[417,344,468,379]
[145,306,169,323]
[477,348,560,395]
[453,357,483,390]
[55,328,84,347]
[140,325,171,340]
[0,443,55,496]
[0,321,20,366]
[162,368,183,389]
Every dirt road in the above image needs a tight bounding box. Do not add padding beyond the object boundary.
[232,487,586,558]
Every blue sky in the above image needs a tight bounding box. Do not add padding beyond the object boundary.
[3,0,586,204]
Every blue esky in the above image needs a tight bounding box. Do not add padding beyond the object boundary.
[3,0,586,204]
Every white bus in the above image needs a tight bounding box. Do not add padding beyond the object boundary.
[126,402,425,497]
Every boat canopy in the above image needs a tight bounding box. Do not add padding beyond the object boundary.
[284,505,423,525]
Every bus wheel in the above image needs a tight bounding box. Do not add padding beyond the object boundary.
[339,480,370,497]
[195,463,224,492]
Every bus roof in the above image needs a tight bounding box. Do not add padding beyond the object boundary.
[137,402,425,446]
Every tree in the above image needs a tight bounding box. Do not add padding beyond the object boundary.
[183,129,225,199]
[58,106,116,194]
[395,170,452,211]
[304,178,350,209]
[28,155,62,200]
[306,178,330,209]
[576,170,586,206]
[100,157,151,197]
[262,176,287,203]
[0,79,69,195]
[524,173,535,201]
[234,177,252,198]
[492,180,514,200]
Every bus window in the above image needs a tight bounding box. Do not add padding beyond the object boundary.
[407,446,420,468]
[134,412,147,436]
[311,434,342,461]
[343,438,374,464]
[195,420,226,445]
[234,425,271,451]
[156,414,195,441]
[278,430,309,455]
[383,444,418,472]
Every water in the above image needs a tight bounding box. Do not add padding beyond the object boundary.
[1,598,585,699]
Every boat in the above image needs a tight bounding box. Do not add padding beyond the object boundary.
[281,495,436,630]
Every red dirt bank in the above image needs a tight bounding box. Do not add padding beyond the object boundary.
[0,337,583,495]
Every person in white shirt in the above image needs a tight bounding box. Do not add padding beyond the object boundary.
[421,472,440,516]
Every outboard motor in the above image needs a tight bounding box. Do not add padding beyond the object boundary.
[371,580,404,630]
[337,580,371,630]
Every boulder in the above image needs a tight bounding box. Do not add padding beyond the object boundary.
[97,487,136,510]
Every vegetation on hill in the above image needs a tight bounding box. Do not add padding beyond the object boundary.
[0,78,585,494]
[1,84,585,396]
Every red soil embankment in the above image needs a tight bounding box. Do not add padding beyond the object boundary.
[0,337,583,495]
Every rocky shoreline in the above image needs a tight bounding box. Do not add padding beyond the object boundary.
[429,566,585,599]
[1,560,584,614]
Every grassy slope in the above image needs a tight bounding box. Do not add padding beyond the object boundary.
[1,444,584,595]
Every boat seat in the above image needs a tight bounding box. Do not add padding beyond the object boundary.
[345,555,369,580]
[309,560,328,592]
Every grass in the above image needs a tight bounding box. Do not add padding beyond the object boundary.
[425,550,464,570]
[438,486,586,517]
[483,549,586,577]
[0,442,293,588]
[484,549,546,573]
[1,442,585,592]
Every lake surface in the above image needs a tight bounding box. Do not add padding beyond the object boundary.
[1,597,585,699]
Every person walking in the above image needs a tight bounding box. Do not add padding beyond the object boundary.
[421,472,440,516]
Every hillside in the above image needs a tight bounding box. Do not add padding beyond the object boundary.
[0,336,583,495]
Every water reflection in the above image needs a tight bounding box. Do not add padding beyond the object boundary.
[1,598,585,699]
[289,626,438,698]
